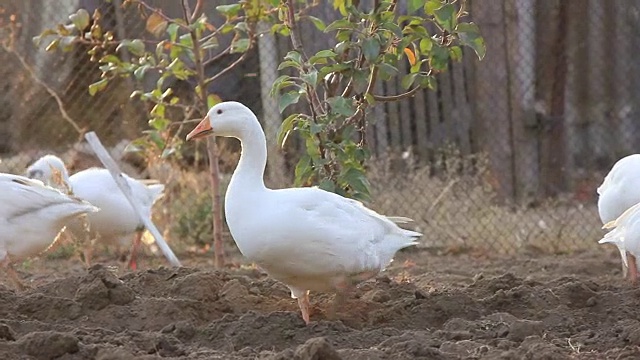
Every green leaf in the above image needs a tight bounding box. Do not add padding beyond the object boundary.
[294,155,313,185]
[377,63,398,80]
[401,73,419,90]
[270,75,295,96]
[352,69,368,93]
[319,178,336,192]
[308,16,326,31]
[149,117,170,131]
[167,23,180,42]
[133,65,149,80]
[419,37,433,53]
[278,91,301,113]
[88,79,108,96]
[457,22,486,60]
[201,36,218,50]
[301,69,318,86]
[117,39,145,57]
[327,96,355,117]
[424,0,442,15]
[178,33,193,48]
[277,113,299,147]
[362,37,381,63]
[150,103,166,118]
[420,75,437,90]
[434,4,457,32]
[449,46,462,62]
[408,0,426,14]
[59,36,76,51]
[230,38,250,53]
[429,45,449,71]
[309,50,337,65]
[325,19,356,32]
[341,167,370,198]
[69,9,90,31]
[100,54,121,65]
[216,4,242,17]
[208,94,223,108]
[284,51,303,65]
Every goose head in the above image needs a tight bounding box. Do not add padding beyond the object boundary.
[26,154,71,190]
[186,101,256,141]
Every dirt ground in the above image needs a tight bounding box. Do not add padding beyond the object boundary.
[1,245,639,360]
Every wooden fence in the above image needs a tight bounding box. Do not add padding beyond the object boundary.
[2,0,640,204]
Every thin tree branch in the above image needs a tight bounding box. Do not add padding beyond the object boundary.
[190,0,205,22]
[181,0,226,268]
[134,0,190,30]
[202,47,231,67]
[203,49,252,86]
[5,46,84,135]
[372,85,422,102]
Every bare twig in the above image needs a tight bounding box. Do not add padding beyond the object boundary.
[134,0,190,30]
[202,47,230,67]
[372,85,422,102]
[426,178,459,217]
[190,0,205,22]
[4,46,84,135]
[204,48,252,86]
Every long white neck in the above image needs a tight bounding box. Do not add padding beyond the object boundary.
[227,122,268,195]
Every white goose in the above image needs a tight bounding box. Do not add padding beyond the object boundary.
[26,155,165,270]
[0,173,98,289]
[597,154,640,283]
[186,101,421,324]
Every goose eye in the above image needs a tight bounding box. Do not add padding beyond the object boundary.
[217,109,223,114]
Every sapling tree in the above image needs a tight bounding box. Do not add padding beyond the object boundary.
[271,0,485,200]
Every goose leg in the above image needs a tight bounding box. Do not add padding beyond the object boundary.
[628,254,638,286]
[81,216,94,268]
[82,235,97,268]
[297,291,311,325]
[1,256,25,291]
[329,277,352,320]
[127,231,143,271]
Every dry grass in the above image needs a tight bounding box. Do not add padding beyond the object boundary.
[366,146,602,255]
[3,141,604,260]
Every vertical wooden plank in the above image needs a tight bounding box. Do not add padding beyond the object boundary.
[614,1,634,153]
[586,0,608,164]
[539,0,569,196]
[437,66,455,143]
[385,73,402,150]
[557,0,588,178]
[397,61,413,150]
[627,0,640,149]
[469,0,515,201]
[451,62,472,155]
[427,83,442,149]
[412,87,429,160]
[505,0,539,200]
[373,80,389,156]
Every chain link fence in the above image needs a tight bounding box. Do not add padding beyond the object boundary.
[0,0,633,256]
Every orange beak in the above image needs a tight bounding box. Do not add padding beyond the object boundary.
[186,115,213,141]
